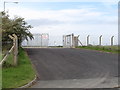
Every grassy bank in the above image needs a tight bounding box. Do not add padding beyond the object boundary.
[2,48,36,88]
[76,46,119,53]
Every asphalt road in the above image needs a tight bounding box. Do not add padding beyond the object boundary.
[25,48,118,88]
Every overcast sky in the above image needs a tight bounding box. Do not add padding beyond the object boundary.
[0,0,118,45]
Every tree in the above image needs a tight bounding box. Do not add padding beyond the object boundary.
[2,12,33,47]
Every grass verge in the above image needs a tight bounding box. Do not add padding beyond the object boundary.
[2,48,36,88]
[76,46,119,54]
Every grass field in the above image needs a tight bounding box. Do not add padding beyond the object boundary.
[76,46,119,53]
[2,48,36,88]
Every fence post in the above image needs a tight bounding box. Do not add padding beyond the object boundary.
[87,35,90,46]
[12,34,18,66]
[9,34,18,66]
[111,36,114,46]
[99,35,102,46]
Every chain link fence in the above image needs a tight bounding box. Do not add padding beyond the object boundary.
[22,33,118,48]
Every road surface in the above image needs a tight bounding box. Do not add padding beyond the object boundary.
[25,48,118,88]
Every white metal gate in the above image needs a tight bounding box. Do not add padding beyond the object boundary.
[22,33,49,47]
[63,33,79,48]
[63,34,73,48]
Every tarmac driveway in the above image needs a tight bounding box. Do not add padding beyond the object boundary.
[25,48,118,88]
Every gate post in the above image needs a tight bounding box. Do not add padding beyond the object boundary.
[63,35,65,48]
[72,33,74,48]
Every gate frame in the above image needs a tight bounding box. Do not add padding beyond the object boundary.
[63,33,79,48]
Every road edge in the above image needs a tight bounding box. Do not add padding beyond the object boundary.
[18,75,38,88]
[18,49,39,89]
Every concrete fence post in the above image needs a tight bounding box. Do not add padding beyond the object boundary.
[111,36,114,46]
[99,35,102,46]
[87,35,90,46]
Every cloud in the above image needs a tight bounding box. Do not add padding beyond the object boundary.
[5,2,118,45]
[27,19,64,26]
[8,6,117,26]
